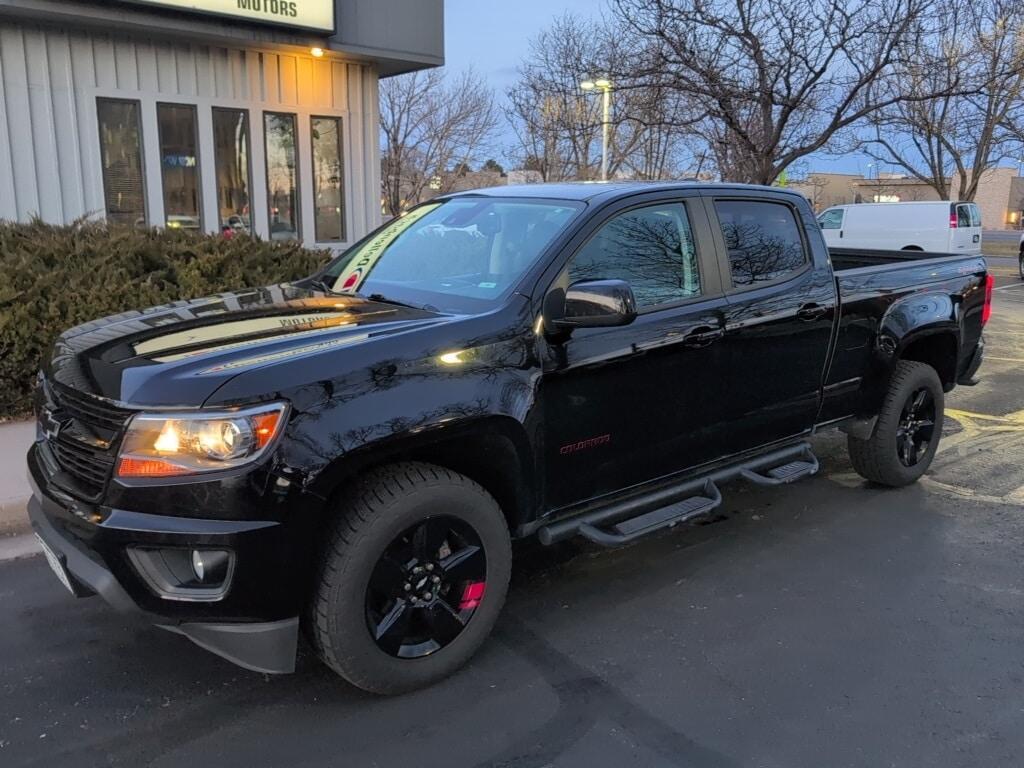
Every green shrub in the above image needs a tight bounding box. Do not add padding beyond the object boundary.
[0,219,331,420]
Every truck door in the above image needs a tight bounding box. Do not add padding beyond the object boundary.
[539,197,730,510]
[703,195,837,452]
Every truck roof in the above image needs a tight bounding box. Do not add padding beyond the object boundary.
[445,180,800,203]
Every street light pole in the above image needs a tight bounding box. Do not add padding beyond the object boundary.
[580,78,614,181]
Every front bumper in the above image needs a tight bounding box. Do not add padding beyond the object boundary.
[27,443,307,674]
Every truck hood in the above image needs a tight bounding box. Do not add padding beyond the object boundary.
[46,284,448,407]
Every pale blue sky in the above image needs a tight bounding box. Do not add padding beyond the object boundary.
[442,0,875,176]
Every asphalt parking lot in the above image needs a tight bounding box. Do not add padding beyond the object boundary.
[3,259,1023,768]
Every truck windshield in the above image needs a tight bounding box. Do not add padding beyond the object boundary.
[320,198,583,313]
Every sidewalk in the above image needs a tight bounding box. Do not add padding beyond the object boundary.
[0,419,34,537]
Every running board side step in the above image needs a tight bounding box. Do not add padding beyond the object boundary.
[537,442,819,548]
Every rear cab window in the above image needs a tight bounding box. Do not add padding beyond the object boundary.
[713,200,809,287]
[567,202,702,309]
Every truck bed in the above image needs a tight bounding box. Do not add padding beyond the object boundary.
[828,246,980,272]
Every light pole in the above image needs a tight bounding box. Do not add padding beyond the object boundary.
[581,78,613,181]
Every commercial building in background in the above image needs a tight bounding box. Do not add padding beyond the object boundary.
[0,0,443,249]
[791,167,1024,230]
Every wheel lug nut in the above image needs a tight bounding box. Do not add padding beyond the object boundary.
[403,583,411,591]
[432,576,440,583]
[426,563,434,572]
[422,591,432,600]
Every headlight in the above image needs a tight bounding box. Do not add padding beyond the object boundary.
[116,402,288,478]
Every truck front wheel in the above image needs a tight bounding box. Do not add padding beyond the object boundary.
[309,462,512,694]
[847,361,945,487]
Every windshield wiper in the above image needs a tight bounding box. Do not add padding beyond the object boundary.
[309,277,339,295]
[368,293,439,313]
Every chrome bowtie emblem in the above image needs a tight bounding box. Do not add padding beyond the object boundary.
[41,409,62,441]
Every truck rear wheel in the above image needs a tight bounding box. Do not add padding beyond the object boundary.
[309,462,511,694]
[847,361,944,487]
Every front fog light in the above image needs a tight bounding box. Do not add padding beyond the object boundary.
[128,547,235,602]
[192,550,231,583]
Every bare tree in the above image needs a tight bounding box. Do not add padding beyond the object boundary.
[862,0,1024,201]
[380,69,499,216]
[505,14,699,181]
[612,0,959,185]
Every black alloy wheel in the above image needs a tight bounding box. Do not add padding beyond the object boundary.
[366,516,487,658]
[895,387,936,468]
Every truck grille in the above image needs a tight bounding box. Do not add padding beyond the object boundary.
[51,382,135,433]
[41,380,134,498]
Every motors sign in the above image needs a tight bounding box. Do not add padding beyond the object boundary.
[126,0,335,32]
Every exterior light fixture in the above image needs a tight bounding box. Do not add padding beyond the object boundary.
[311,47,325,58]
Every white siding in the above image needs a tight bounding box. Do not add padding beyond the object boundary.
[0,19,382,247]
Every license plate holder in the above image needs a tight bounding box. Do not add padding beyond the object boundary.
[35,534,75,595]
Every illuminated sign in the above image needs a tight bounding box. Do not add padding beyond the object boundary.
[126,0,335,33]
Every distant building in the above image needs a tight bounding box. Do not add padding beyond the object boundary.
[789,167,1024,230]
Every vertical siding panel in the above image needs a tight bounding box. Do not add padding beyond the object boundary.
[136,41,159,94]
[156,42,177,94]
[114,39,138,92]
[313,59,331,107]
[70,32,104,218]
[195,46,214,99]
[263,52,279,105]
[92,34,117,90]
[331,60,346,111]
[364,66,382,232]
[346,63,366,237]
[213,48,231,100]
[26,28,64,222]
[175,46,196,98]
[48,30,86,221]
[2,26,40,219]
[232,49,248,101]
[297,56,314,106]
[0,26,18,220]
[279,55,297,105]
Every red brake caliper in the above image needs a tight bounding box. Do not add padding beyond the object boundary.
[459,581,486,610]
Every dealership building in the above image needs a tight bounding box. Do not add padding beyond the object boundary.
[0,0,443,247]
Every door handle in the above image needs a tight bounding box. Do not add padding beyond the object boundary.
[682,326,724,347]
[797,303,829,321]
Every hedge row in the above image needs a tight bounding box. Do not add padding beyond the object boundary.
[0,220,330,420]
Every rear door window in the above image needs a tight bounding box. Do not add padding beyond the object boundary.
[969,204,982,227]
[818,209,843,230]
[714,200,808,287]
[568,202,701,308]
[956,204,972,228]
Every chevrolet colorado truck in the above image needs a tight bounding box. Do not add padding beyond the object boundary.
[28,183,990,694]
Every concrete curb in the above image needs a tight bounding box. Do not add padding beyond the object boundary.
[0,533,39,562]
[0,497,31,537]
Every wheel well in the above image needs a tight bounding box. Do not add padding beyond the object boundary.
[319,431,534,535]
[900,333,957,387]
[901,245,923,251]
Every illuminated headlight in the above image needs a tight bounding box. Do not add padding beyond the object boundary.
[116,402,288,478]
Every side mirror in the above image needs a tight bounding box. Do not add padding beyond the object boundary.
[549,279,638,331]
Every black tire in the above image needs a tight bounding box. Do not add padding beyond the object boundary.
[847,361,944,487]
[1018,251,1023,280]
[901,245,924,252]
[309,462,511,694]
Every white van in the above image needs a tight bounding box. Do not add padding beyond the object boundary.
[817,201,982,254]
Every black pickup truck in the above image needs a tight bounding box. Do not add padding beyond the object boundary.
[28,182,990,693]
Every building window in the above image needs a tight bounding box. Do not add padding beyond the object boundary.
[157,103,202,231]
[96,99,146,226]
[264,112,300,241]
[213,108,252,235]
[311,116,345,241]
